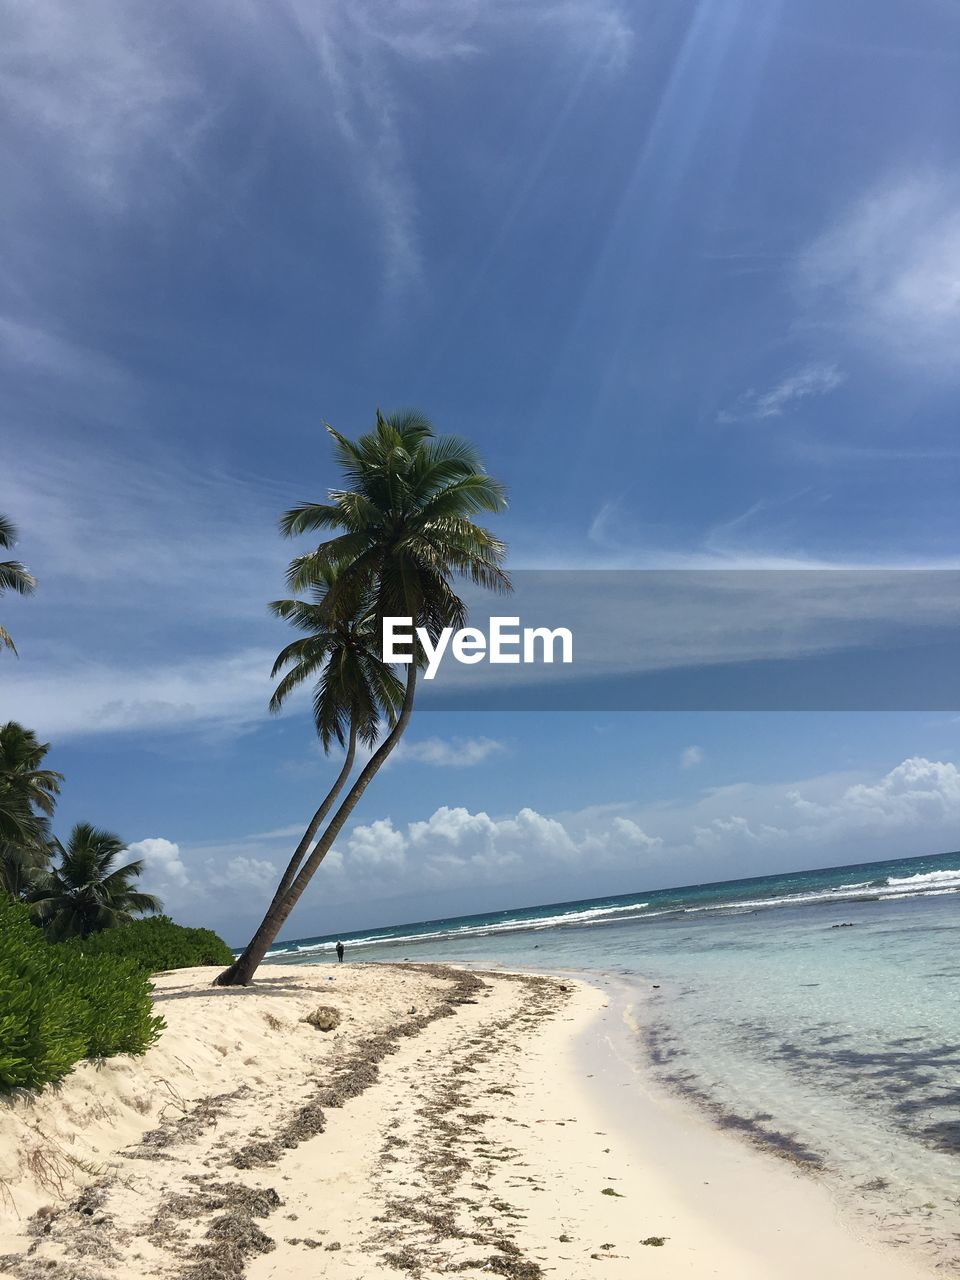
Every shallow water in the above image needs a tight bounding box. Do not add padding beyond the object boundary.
[266,851,960,1269]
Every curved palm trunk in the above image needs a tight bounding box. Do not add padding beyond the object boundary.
[214,721,358,986]
[273,721,358,905]
[215,666,417,986]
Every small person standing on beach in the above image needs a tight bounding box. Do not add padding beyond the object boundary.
[336,940,345,963]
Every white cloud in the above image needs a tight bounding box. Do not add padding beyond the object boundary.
[333,756,960,897]
[214,856,279,891]
[693,813,787,848]
[245,0,632,292]
[335,802,657,892]
[127,836,188,888]
[0,0,204,208]
[801,174,960,371]
[0,0,633,300]
[343,817,408,871]
[1,649,275,739]
[0,438,292,739]
[393,736,506,767]
[718,363,846,423]
[681,745,704,769]
[789,756,960,832]
[0,315,127,388]
[142,755,960,944]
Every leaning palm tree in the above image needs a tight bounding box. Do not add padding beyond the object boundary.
[31,823,162,941]
[215,409,509,985]
[0,515,37,654]
[0,722,62,857]
[214,570,404,985]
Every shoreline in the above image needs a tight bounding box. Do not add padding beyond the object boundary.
[570,970,940,1278]
[0,961,941,1279]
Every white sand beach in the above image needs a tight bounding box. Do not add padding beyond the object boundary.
[0,962,937,1279]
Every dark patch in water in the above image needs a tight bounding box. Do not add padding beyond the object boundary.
[920,1120,960,1154]
[642,1022,825,1170]
[728,1022,960,1157]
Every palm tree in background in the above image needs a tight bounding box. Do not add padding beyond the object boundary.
[0,721,62,871]
[215,410,509,985]
[0,515,37,654]
[215,570,405,984]
[31,823,162,941]
[0,831,51,901]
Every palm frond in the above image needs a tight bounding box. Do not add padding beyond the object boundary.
[0,560,37,596]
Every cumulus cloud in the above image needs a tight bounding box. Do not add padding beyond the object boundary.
[718,363,845,423]
[801,174,960,371]
[681,745,704,769]
[788,756,960,832]
[127,836,188,888]
[335,803,659,892]
[141,755,960,943]
[343,817,408,870]
[328,756,960,899]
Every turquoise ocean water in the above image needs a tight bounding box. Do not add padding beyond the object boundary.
[263,849,960,1268]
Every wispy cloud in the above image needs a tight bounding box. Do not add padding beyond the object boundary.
[800,173,960,371]
[0,436,290,627]
[0,434,295,739]
[2,649,276,740]
[717,363,846,423]
[251,0,632,293]
[681,745,704,769]
[0,0,204,207]
[1,0,633,304]
[394,735,507,767]
[0,315,126,385]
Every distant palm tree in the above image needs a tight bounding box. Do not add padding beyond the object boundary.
[31,823,162,941]
[0,721,62,859]
[0,833,51,901]
[216,409,509,985]
[0,515,37,654]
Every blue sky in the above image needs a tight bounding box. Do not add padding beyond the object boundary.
[3,0,960,944]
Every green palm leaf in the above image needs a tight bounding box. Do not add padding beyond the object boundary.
[0,514,37,655]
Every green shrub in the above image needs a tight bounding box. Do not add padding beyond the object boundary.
[62,915,235,972]
[0,896,164,1092]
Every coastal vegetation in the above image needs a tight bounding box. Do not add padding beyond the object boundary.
[66,915,235,971]
[216,409,510,984]
[0,895,164,1092]
[0,730,234,1093]
[0,721,162,941]
[0,721,231,1093]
